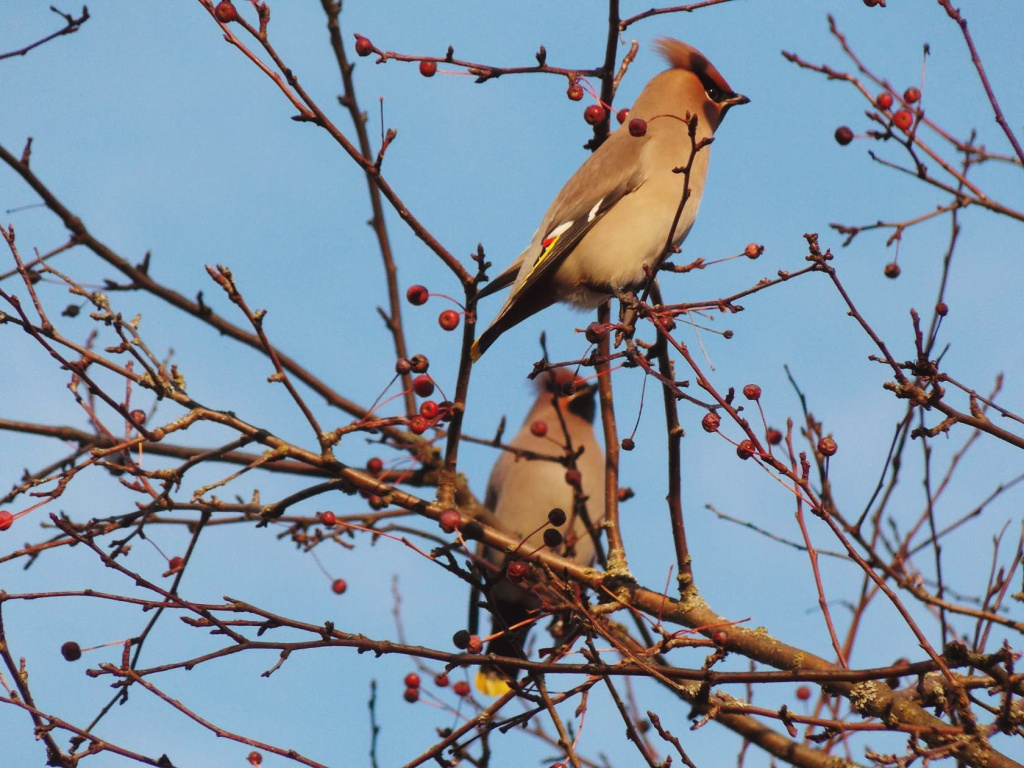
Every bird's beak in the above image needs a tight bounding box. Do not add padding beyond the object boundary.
[724,92,750,108]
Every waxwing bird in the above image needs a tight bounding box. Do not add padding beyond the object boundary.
[471,38,748,361]
[474,369,606,696]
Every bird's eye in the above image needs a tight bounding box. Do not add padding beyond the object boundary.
[705,83,723,101]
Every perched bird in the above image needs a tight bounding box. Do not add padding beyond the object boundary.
[471,38,748,361]
[475,369,606,695]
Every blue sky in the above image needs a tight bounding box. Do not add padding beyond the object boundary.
[2,2,1022,766]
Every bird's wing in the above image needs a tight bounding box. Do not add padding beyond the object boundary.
[507,174,646,306]
[476,254,524,300]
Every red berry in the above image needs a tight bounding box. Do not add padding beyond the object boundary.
[796,685,812,701]
[404,687,419,703]
[395,358,412,375]
[583,104,606,125]
[366,457,384,475]
[628,118,647,137]
[736,440,755,460]
[452,630,471,649]
[419,60,437,78]
[530,420,548,437]
[903,87,921,104]
[892,109,913,131]
[564,469,581,487]
[214,1,238,23]
[711,629,729,645]
[547,508,566,526]
[439,508,461,533]
[406,285,429,305]
[412,375,434,398]
[434,673,449,687]
[766,428,783,445]
[130,409,146,425]
[884,262,901,279]
[585,322,608,344]
[742,384,761,401]
[61,641,82,662]
[408,415,429,435]
[834,126,854,146]
[355,36,373,57]
[701,412,721,433]
[420,400,439,419]
[320,510,337,527]
[0,510,13,531]
[744,243,761,259]
[438,309,460,331]
[466,635,483,654]
[453,680,471,697]
[368,495,387,510]
[410,354,429,373]
[404,672,421,688]
[617,487,633,502]
[506,561,529,581]
[567,83,583,101]
[875,92,893,110]
[621,437,635,451]
[248,751,263,767]
[168,556,184,571]
[936,302,948,317]
[616,108,629,124]
[332,578,347,594]
[818,436,838,457]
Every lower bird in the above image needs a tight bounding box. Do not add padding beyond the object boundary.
[471,38,747,361]
[474,369,606,695]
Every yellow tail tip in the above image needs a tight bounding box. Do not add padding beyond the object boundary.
[469,339,483,363]
[475,668,512,697]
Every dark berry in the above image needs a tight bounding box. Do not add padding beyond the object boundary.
[628,118,647,137]
[736,440,755,460]
[61,641,82,662]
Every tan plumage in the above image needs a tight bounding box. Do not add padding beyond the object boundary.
[475,370,605,695]
[471,38,748,361]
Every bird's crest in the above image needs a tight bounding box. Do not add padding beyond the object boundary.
[654,37,734,98]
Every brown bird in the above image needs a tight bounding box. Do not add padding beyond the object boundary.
[475,370,606,695]
[471,38,748,361]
